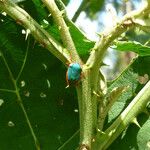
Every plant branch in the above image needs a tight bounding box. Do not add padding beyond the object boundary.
[72,0,89,22]
[42,0,82,63]
[0,0,71,65]
[55,0,92,45]
[42,2,95,148]
[80,71,93,149]
[86,0,150,87]
[84,1,150,149]
[94,80,150,150]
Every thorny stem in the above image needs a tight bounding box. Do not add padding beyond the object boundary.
[94,80,150,150]
[42,0,82,63]
[86,0,150,130]
[81,0,150,149]
[80,71,94,149]
[42,1,95,149]
[1,0,150,150]
[55,0,92,48]
[86,0,150,69]
[0,0,71,65]
[88,0,150,149]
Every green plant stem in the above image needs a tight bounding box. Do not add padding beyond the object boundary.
[83,1,150,149]
[0,0,71,65]
[42,0,82,63]
[94,80,150,150]
[76,73,96,150]
[80,71,93,149]
[76,85,84,139]
[72,0,89,22]
[86,0,150,90]
[55,0,91,45]
[43,1,95,149]
[85,0,150,139]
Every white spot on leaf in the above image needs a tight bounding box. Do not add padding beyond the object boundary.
[40,92,46,98]
[46,79,51,88]
[57,135,62,143]
[0,99,4,107]
[42,63,47,70]
[24,91,30,97]
[74,109,78,113]
[20,80,25,87]
[8,121,15,127]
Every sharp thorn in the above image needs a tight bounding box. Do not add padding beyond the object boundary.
[132,118,141,128]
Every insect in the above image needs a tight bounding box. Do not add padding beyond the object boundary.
[66,63,82,87]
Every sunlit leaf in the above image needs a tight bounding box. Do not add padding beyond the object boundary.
[113,41,150,56]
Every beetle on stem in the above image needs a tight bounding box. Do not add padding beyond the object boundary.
[66,63,82,88]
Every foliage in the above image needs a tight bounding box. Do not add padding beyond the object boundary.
[0,0,150,150]
[113,41,150,56]
[0,16,79,149]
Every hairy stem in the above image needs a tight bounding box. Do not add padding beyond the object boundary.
[83,1,150,149]
[42,0,82,63]
[86,0,150,86]
[80,71,93,149]
[0,0,71,65]
[94,80,150,150]
[42,1,95,149]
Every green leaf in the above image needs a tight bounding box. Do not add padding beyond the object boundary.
[0,13,79,150]
[137,117,150,150]
[31,0,48,21]
[106,56,150,149]
[68,21,95,57]
[0,1,96,148]
[113,41,150,56]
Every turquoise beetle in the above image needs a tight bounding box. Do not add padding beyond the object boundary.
[66,63,82,87]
